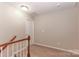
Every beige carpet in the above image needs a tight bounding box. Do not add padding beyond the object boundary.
[16,44,79,57]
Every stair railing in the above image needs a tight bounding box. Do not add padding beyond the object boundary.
[0,35,31,57]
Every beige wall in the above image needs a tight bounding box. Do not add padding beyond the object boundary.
[0,4,34,44]
[34,7,79,50]
[77,9,79,49]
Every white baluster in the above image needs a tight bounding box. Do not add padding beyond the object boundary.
[16,43,18,57]
[23,41,26,57]
[0,47,3,57]
[24,41,26,57]
[18,42,20,57]
[25,40,28,57]
[22,41,24,57]
[12,44,14,56]
[6,46,9,57]
[20,42,22,57]
[15,43,18,57]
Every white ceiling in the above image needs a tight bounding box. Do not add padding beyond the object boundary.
[0,2,79,14]
[25,2,77,14]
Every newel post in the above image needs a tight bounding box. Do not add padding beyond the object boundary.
[27,35,31,57]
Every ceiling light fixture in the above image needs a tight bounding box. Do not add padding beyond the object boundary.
[20,5,29,11]
[56,3,61,7]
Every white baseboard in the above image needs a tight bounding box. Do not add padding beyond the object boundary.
[34,43,79,55]
[69,49,79,54]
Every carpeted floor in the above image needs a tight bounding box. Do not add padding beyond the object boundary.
[30,44,79,57]
[16,44,79,57]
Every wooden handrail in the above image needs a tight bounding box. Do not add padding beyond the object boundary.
[0,36,16,52]
[0,36,30,47]
[2,36,16,50]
